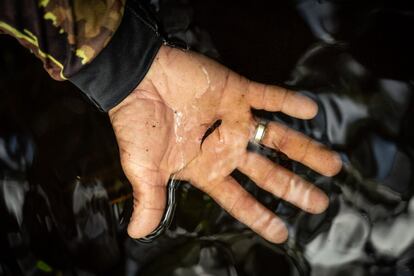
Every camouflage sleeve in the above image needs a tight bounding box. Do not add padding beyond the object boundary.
[0,0,164,111]
[0,0,125,80]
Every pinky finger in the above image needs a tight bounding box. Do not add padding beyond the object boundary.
[201,176,288,244]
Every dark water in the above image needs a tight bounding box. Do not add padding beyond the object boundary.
[1,0,414,275]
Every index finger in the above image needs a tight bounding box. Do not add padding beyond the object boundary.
[247,81,318,119]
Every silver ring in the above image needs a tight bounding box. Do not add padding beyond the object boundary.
[253,121,267,144]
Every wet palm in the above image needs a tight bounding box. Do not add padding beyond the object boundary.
[109,46,342,243]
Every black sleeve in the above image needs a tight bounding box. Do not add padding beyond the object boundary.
[70,1,164,111]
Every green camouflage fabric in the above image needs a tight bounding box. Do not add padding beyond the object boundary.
[0,0,125,80]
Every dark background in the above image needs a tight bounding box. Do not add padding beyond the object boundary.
[1,0,414,275]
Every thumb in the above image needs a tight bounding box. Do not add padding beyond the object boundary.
[125,167,167,239]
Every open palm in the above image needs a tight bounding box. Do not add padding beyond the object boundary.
[109,46,342,243]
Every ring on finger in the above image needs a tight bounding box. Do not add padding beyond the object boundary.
[252,121,268,145]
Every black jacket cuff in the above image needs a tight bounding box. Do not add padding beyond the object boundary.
[69,1,164,112]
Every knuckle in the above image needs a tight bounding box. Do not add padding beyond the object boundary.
[276,125,290,152]
[279,173,294,199]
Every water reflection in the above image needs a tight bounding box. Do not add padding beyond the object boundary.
[1,0,413,275]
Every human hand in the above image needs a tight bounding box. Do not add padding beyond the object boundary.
[109,46,342,243]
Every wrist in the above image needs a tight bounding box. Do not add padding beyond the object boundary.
[109,45,174,116]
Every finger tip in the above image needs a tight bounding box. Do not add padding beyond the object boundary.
[127,220,152,239]
[127,225,145,240]
[306,100,319,119]
[324,152,343,177]
[298,95,318,119]
[269,229,288,244]
[284,93,318,119]
[311,191,330,214]
[127,209,164,239]
[265,218,289,244]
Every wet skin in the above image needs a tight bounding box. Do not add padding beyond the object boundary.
[109,45,342,243]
